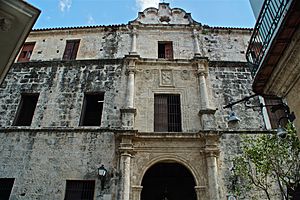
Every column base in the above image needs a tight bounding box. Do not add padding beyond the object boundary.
[120,108,136,130]
[199,109,217,130]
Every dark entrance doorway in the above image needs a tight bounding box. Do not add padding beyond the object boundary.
[141,162,197,200]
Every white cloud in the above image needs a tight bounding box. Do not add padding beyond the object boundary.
[135,0,160,11]
[87,15,95,25]
[59,0,72,12]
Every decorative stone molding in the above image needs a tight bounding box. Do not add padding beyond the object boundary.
[195,186,207,200]
[129,3,201,25]
[132,185,143,200]
[193,57,209,75]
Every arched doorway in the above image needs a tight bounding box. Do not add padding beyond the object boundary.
[141,162,197,200]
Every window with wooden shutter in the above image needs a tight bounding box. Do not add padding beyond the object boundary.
[154,94,181,132]
[64,180,95,200]
[17,42,35,62]
[264,96,288,129]
[0,178,15,200]
[158,41,173,59]
[63,40,80,60]
[79,93,104,126]
[13,93,39,126]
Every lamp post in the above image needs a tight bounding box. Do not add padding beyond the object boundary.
[223,94,296,133]
[98,165,107,190]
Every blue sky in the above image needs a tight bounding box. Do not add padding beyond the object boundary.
[27,0,256,29]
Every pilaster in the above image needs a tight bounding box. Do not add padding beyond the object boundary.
[193,57,217,130]
[122,55,140,130]
[119,136,135,200]
[205,136,220,200]
[192,28,201,57]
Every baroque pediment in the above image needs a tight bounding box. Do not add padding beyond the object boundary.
[130,3,200,25]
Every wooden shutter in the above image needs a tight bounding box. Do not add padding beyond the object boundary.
[71,40,80,59]
[63,40,80,60]
[165,42,173,59]
[17,43,35,62]
[64,180,95,200]
[154,94,181,132]
[264,97,287,129]
[154,95,168,132]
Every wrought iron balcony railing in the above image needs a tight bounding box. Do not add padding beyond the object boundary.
[246,0,291,76]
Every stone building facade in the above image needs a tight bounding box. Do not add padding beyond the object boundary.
[0,3,266,200]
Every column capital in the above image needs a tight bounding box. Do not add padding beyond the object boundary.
[125,67,136,75]
[197,71,208,77]
[205,150,220,158]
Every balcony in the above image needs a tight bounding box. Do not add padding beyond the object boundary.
[246,0,300,94]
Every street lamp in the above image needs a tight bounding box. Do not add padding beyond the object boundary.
[98,165,107,190]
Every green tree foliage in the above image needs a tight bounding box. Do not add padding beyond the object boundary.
[230,124,300,200]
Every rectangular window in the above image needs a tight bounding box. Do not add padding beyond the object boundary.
[158,41,173,59]
[63,40,80,60]
[154,94,181,132]
[64,180,95,200]
[80,93,104,126]
[17,42,35,62]
[264,96,288,129]
[0,178,15,200]
[13,93,39,126]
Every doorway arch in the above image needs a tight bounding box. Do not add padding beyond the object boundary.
[141,162,197,200]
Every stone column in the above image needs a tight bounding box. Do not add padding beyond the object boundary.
[121,153,132,200]
[205,135,220,200]
[206,152,219,200]
[121,56,138,129]
[130,27,137,54]
[198,72,210,110]
[193,28,201,56]
[126,69,135,108]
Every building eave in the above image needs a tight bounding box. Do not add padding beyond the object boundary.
[0,0,40,85]
[252,0,300,95]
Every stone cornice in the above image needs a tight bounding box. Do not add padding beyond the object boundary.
[0,127,136,133]
[12,59,124,68]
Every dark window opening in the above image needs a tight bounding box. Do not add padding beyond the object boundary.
[63,40,80,60]
[80,93,104,126]
[64,180,95,200]
[264,96,288,129]
[0,178,15,200]
[158,41,173,59]
[141,163,196,200]
[154,94,181,132]
[13,94,39,126]
[17,42,35,62]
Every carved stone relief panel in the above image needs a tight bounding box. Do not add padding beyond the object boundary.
[180,70,190,80]
[160,69,173,86]
[143,69,152,80]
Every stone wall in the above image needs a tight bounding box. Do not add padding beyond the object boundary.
[209,62,264,130]
[0,129,118,200]
[23,27,131,61]
[21,27,251,62]
[0,59,125,128]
